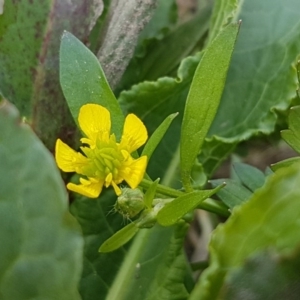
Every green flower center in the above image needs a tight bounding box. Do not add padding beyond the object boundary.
[84,135,126,181]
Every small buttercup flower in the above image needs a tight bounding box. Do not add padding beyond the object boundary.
[55,104,148,198]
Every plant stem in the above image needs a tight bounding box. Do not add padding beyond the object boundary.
[198,198,230,217]
[140,178,184,198]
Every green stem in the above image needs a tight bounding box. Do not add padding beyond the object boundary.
[140,178,183,198]
[198,198,230,217]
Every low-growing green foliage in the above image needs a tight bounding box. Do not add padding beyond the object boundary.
[1,0,300,299]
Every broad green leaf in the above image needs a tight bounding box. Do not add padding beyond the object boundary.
[198,0,300,175]
[0,0,103,150]
[60,32,124,138]
[142,112,178,160]
[208,0,240,43]
[99,222,139,253]
[144,178,160,209]
[180,23,240,191]
[271,157,300,172]
[232,162,265,192]
[281,106,300,153]
[190,161,300,300]
[210,179,252,209]
[157,186,223,226]
[221,248,300,300]
[208,0,300,142]
[0,101,83,299]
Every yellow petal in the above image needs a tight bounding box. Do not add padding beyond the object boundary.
[120,156,147,189]
[111,180,122,196]
[78,104,111,143]
[120,114,147,153]
[104,172,113,188]
[55,139,89,172]
[67,178,104,198]
[104,173,121,195]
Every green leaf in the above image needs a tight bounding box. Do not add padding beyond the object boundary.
[281,106,300,154]
[0,101,83,299]
[210,179,252,209]
[157,186,223,226]
[99,222,139,253]
[142,112,178,160]
[144,178,160,209]
[60,31,124,138]
[271,157,300,172]
[208,0,300,142]
[190,161,300,300]
[180,23,240,191]
[221,248,300,300]
[199,0,300,175]
[232,162,266,192]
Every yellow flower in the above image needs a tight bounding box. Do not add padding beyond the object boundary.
[55,104,148,198]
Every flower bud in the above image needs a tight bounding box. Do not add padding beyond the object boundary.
[114,188,145,218]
